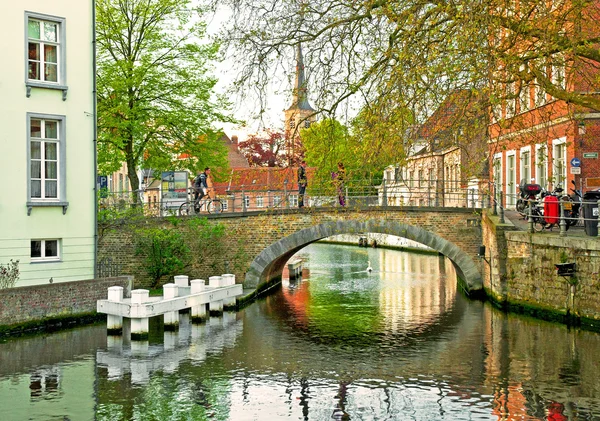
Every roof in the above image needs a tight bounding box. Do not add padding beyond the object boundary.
[217,166,314,194]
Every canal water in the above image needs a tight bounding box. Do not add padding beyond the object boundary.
[1,242,600,420]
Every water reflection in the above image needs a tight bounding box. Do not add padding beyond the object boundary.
[1,243,600,420]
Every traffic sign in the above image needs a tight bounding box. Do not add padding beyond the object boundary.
[570,157,581,167]
[571,167,581,174]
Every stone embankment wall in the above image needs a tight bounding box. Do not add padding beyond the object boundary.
[482,210,600,326]
[0,276,132,333]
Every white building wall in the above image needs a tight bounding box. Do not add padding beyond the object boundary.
[0,1,95,286]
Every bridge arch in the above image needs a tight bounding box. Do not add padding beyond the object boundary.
[245,219,483,294]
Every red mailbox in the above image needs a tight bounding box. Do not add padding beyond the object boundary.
[544,195,559,225]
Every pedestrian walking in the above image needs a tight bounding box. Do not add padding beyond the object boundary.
[298,160,307,208]
[332,162,346,206]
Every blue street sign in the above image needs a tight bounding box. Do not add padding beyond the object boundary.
[570,158,581,167]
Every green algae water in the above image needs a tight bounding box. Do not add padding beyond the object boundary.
[1,242,599,420]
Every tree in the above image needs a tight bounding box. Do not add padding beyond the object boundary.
[213,0,600,127]
[96,0,233,201]
[238,130,288,167]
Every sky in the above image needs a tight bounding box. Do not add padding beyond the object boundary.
[206,8,294,143]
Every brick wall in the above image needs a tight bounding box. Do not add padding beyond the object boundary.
[98,208,483,289]
[0,276,132,328]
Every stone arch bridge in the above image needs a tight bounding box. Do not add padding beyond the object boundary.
[211,207,484,295]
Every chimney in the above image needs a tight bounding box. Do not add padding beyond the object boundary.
[232,135,238,145]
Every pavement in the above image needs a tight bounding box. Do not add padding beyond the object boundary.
[503,209,593,238]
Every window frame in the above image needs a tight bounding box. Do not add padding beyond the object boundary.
[520,146,531,184]
[24,11,68,100]
[506,151,516,206]
[26,113,68,215]
[256,195,264,208]
[535,143,548,190]
[552,137,567,189]
[30,238,61,263]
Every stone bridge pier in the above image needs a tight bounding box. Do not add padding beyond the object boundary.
[239,208,484,295]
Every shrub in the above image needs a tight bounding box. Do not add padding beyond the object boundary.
[0,259,20,289]
[135,227,191,288]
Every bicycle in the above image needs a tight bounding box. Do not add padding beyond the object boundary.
[179,190,223,215]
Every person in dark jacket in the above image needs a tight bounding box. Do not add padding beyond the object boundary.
[193,167,210,212]
[298,160,307,208]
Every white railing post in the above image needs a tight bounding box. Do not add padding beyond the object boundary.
[209,276,223,316]
[222,274,237,310]
[190,279,207,323]
[107,286,124,334]
[163,283,179,330]
[130,289,150,340]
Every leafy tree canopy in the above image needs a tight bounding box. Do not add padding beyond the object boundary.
[97,0,235,198]
[212,0,600,127]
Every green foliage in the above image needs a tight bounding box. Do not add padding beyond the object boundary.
[0,259,20,289]
[134,227,191,288]
[96,0,235,197]
[301,118,390,192]
[182,218,227,272]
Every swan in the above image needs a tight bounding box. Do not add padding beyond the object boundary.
[367,260,373,272]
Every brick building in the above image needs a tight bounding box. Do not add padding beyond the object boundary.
[488,2,600,208]
[380,90,489,207]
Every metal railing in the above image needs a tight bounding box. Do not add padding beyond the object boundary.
[98,179,492,216]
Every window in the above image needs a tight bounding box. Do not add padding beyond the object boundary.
[535,144,548,189]
[506,152,516,206]
[289,120,295,129]
[418,170,423,188]
[273,195,281,207]
[256,196,264,208]
[493,154,502,198]
[304,120,310,128]
[244,195,250,208]
[31,239,60,262]
[534,80,546,107]
[290,195,298,207]
[551,55,566,91]
[553,138,567,188]
[505,83,516,118]
[519,81,530,113]
[520,147,531,184]
[28,114,66,207]
[25,12,67,98]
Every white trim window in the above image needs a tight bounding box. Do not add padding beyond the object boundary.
[551,54,566,91]
[244,194,250,208]
[256,196,264,208]
[535,144,548,189]
[493,153,503,201]
[290,195,298,207]
[552,137,567,188]
[273,195,281,207]
[25,12,66,90]
[520,146,531,184]
[31,239,60,262]
[506,151,516,206]
[29,116,65,201]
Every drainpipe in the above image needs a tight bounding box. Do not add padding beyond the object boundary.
[92,0,98,278]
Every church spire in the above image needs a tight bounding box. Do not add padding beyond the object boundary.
[288,43,314,111]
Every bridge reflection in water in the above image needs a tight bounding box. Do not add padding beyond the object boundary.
[0,244,599,420]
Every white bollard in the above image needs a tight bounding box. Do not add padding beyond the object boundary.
[222,274,237,310]
[107,286,124,334]
[174,275,189,287]
[208,276,223,316]
[163,283,179,330]
[131,289,150,339]
[190,279,207,323]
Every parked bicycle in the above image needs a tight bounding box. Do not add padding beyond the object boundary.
[178,188,223,215]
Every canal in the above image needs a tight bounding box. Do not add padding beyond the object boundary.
[1,242,600,420]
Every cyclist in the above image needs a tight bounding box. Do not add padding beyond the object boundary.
[193,167,211,212]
